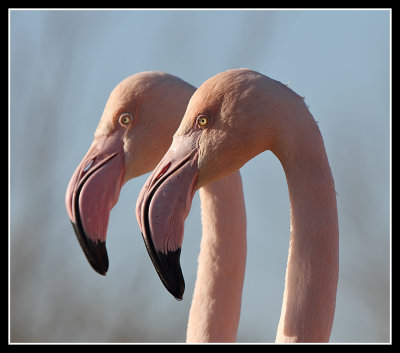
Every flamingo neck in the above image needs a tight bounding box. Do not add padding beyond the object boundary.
[186,171,247,342]
[274,119,339,342]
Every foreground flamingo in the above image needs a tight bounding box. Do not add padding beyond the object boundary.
[136,69,339,342]
[65,71,246,342]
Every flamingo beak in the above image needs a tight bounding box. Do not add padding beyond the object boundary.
[135,135,200,300]
[65,131,125,275]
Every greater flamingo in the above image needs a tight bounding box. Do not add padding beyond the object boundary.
[136,69,339,342]
[65,71,246,342]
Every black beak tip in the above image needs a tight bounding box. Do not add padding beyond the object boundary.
[169,273,185,301]
[155,249,185,300]
[70,221,109,275]
[140,230,185,299]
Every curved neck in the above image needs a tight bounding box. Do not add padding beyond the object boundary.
[275,120,339,342]
[186,171,247,342]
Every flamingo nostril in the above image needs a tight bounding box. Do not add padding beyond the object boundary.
[82,158,95,174]
[150,162,171,188]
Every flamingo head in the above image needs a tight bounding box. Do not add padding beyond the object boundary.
[65,72,194,275]
[136,69,308,298]
[135,69,274,298]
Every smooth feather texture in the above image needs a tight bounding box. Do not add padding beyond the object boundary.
[154,68,339,342]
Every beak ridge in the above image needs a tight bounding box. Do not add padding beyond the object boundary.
[65,133,125,274]
[136,135,200,299]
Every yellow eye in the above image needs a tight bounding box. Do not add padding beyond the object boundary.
[197,115,209,128]
[119,113,133,126]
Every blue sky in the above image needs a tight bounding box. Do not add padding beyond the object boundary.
[10,9,391,343]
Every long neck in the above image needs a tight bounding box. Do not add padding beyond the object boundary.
[274,119,339,342]
[186,171,247,342]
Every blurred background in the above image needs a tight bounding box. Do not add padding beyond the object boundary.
[9,9,391,343]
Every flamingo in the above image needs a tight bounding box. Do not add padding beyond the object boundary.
[136,68,339,342]
[65,71,246,342]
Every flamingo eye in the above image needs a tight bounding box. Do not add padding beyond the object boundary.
[119,113,133,126]
[197,115,209,128]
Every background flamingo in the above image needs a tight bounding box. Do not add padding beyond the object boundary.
[136,69,339,342]
[65,71,246,342]
[65,71,194,273]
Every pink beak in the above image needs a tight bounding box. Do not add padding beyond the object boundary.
[65,131,125,275]
[136,135,200,299]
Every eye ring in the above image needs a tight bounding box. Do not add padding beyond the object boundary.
[196,115,209,128]
[119,113,133,126]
